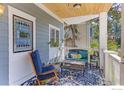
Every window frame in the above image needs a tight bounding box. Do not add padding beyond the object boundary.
[49,24,60,48]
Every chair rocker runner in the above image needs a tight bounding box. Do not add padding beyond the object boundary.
[31,50,59,85]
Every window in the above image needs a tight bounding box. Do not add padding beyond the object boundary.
[49,25,60,47]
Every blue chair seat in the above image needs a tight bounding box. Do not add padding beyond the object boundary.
[38,72,56,80]
[42,65,55,73]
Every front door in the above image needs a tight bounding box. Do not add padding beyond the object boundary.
[49,24,60,61]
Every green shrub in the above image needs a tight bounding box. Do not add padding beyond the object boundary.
[107,40,118,51]
[48,39,59,47]
[90,39,99,48]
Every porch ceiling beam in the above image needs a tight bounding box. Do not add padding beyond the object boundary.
[63,14,99,25]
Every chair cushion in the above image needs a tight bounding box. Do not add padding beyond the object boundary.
[66,49,88,62]
[68,50,78,58]
[31,50,43,74]
[42,65,55,73]
[77,54,82,59]
[66,58,88,62]
[78,50,88,59]
[38,72,56,80]
[71,54,77,58]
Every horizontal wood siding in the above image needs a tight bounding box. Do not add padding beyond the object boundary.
[0,4,9,85]
[0,3,63,85]
[8,3,63,63]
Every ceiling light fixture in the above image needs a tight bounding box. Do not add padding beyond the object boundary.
[73,3,81,9]
[0,4,5,16]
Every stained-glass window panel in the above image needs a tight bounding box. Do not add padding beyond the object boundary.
[13,15,33,53]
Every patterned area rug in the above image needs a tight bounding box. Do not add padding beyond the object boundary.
[47,66,105,85]
[21,65,105,86]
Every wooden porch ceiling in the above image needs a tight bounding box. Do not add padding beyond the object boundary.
[43,3,112,18]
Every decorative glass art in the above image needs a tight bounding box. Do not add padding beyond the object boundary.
[13,15,33,53]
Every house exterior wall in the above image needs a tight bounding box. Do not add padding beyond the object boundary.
[0,3,63,85]
[76,23,89,50]
[0,4,9,85]
[65,22,89,50]
[8,3,64,63]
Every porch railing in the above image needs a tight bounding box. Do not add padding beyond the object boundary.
[103,50,124,85]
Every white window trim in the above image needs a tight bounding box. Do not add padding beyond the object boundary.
[49,24,60,48]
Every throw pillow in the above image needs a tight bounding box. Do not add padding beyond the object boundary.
[71,54,77,58]
[77,54,82,59]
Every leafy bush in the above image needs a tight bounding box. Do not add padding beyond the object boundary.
[90,39,99,48]
[107,40,118,51]
[48,39,59,47]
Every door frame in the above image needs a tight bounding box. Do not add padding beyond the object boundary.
[49,24,60,60]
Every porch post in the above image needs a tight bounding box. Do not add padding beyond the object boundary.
[99,12,107,69]
[120,3,124,85]
[121,4,124,62]
[86,22,91,63]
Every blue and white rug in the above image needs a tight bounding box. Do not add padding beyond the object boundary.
[47,66,105,85]
[22,65,105,86]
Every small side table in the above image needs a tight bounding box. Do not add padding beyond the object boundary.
[90,58,99,69]
[62,60,85,71]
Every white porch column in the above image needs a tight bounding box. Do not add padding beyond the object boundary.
[121,4,124,62]
[120,3,124,85]
[87,22,91,63]
[99,12,107,69]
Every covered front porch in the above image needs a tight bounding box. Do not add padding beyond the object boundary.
[0,3,124,85]
[21,3,124,85]
[41,3,124,85]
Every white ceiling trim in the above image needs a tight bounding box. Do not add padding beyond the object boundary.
[63,14,99,25]
[35,3,63,23]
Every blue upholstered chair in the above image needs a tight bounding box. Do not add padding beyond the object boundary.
[31,50,59,85]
